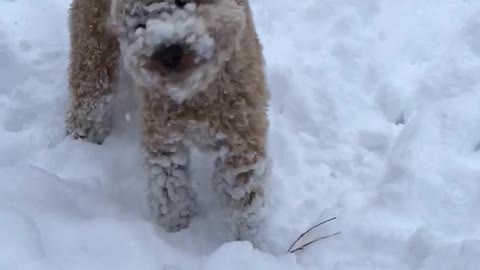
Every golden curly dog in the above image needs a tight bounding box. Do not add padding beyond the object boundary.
[65,0,271,244]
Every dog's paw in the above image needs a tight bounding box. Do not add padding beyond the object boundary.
[147,171,198,233]
[150,201,196,233]
[65,99,113,145]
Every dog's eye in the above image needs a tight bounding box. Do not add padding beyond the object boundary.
[175,0,202,7]
[136,23,146,29]
[174,0,204,7]
[175,0,188,7]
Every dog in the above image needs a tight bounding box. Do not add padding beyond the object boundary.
[66,0,271,244]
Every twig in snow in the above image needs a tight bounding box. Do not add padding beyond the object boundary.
[287,216,340,253]
[289,232,341,253]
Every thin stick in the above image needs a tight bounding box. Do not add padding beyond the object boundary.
[289,232,341,253]
[287,217,337,253]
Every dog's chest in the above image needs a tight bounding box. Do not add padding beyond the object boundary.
[182,123,227,153]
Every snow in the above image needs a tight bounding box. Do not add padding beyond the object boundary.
[1,0,480,269]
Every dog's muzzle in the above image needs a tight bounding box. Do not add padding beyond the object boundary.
[117,1,214,73]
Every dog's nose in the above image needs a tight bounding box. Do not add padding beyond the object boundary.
[151,43,186,70]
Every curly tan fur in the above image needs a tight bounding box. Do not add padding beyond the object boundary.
[66,0,270,244]
[67,0,120,143]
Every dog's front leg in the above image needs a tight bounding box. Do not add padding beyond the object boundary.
[144,141,197,232]
[141,93,197,232]
[66,0,120,144]
[213,141,271,245]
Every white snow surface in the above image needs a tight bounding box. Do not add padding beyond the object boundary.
[1,0,480,269]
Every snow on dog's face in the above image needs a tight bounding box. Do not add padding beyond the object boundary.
[110,0,246,102]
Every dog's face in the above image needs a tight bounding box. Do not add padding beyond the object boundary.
[110,0,246,102]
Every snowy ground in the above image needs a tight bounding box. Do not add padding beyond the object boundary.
[1,0,480,269]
